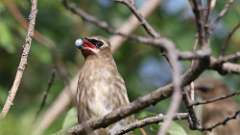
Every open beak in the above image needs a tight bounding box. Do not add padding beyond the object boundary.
[75,38,96,50]
[75,38,99,56]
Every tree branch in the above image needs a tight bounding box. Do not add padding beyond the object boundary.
[115,0,160,38]
[0,0,38,119]
[114,113,188,135]
[190,91,240,106]
[35,69,56,119]
[213,0,235,24]
[198,110,240,131]
[209,57,240,74]
[220,22,240,56]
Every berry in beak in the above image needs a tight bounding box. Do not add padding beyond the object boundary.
[75,38,84,49]
[75,38,97,50]
[75,37,99,57]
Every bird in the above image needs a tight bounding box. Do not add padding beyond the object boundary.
[75,36,133,135]
[195,78,240,135]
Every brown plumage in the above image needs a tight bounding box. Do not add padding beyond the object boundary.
[76,36,133,135]
[195,78,240,135]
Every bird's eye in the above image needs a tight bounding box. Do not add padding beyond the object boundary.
[95,41,103,48]
[87,39,104,48]
[196,86,211,93]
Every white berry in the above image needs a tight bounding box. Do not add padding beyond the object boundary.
[75,39,83,47]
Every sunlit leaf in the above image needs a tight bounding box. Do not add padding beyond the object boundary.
[0,22,15,53]
[62,108,77,129]
[159,121,188,135]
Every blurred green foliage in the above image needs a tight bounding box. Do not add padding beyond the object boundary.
[0,0,239,134]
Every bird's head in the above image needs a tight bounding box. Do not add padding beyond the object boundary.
[75,36,110,57]
[195,78,230,100]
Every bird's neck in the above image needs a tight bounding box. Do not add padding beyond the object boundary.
[83,48,116,68]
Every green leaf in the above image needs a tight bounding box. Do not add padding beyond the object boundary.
[0,21,15,53]
[160,122,188,135]
[62,108,77,129]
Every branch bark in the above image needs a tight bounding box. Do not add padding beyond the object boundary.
[0,0,38,119]
[114,113,188,135]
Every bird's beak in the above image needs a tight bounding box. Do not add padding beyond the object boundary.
[75,38,96,50]
[75,38,99,56]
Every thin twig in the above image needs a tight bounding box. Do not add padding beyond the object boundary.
[212,0,235,24]
[0,0,38,119]
[35,69,56,119]
[178,48,211,60]
[209,56,240,74]
[4,0,78,122]
[190,91,240,106]
[115,0,160,38]
[219,63,240,74]
[114,113,188,135]
[218,51,240,63]
[185,1,211,131]
[182,90,199,129]
[157,44,182,135]
[205,0,212,24]
[198,110,240,131]
[191,0,207,47]
[220,22,240,56]
[182,38,200,129]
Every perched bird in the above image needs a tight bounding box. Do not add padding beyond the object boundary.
[195,78,240,135]
[75,36,133,135]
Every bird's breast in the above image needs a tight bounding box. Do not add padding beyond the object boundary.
[78,62,127,116]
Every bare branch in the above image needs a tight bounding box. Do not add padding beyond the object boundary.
[190,0,208,47]
[115,0,160,38]
[182,90,200,129]
[109,0,162,51]
[220,22,240,56]
[0,0,38,119]
[62,0,114,34]
[220,63,240,74]
[190,91,240,106]
[35,69,56,119]
[213,0,235,24]
[32,74,79,135]
[209,56,240,74]
[114,113,188,135]
[198,110,240,131]
[157,43,182,135]
[178,48,211,60]
[218,52,240,64]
